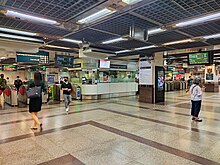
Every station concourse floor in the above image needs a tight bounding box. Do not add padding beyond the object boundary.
[0,91,220,165]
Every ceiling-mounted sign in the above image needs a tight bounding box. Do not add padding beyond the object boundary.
[55,54,74,68]
[16,51,49,64]
[110,64,127,69]
[2,64,17,71]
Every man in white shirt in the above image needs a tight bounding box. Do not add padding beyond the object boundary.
[189,78,203,122]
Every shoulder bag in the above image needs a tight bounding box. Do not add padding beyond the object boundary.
[26,86,42,99]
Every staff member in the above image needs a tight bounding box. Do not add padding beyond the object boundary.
[61,77,72,112]
[190,78,203,122]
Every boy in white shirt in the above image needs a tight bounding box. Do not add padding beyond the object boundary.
[189,78,203,122]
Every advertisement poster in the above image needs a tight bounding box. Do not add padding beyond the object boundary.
[155,66,165,103]
[47,74,55,84]
[157,70,164,91]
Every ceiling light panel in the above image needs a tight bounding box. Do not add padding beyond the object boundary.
[148,28,166,35]
[163,39,194,46]
[0,33,43,42]
[0,27,37,36]
[115,50,131,54]
[5,10,58,25]
[102,38,127,44]
[122,0,142,5]
[78,8,115,24]
[203,33,220,39]
[61,38,82,44]
[176,12,220,27]
[134,45,157,50]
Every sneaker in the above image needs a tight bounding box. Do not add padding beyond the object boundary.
[195,118,202,122]
[66,108,69,112]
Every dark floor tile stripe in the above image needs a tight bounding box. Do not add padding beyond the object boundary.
[0,121,90,145]
[101,108,220,137]
[112,102,220,122]
[90,121,220,165]
[0,108,98,126]
[0,100,109,115]
[38,154,85,165]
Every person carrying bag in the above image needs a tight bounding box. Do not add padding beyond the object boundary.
[189,78,203,122]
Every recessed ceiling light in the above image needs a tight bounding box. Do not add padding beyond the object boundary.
[77,8,115,24]
[102,37,127,44]
[0,33,43,42]
[203,33,220,39]
[0,27,37,36]
[134,45,157,50]
[44,45,72,50]
[163,39,194,46]
[5,10,58,25]
[61,38,82,44]
[175,12,220,27]
[148,28,166,35]
[115,50,131,54]
[122,0,142,5]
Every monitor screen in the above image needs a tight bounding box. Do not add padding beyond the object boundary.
[188,52,211,65]
[16,51,49,64]
[55,55,74,68]
[99,60,110,69]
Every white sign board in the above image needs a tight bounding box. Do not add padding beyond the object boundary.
[139,60,152,85]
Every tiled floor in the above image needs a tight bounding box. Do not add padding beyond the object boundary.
[1,91,220,165]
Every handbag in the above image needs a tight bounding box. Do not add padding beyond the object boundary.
[26,86,42,99]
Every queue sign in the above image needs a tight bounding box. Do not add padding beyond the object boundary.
[16,51,49,64]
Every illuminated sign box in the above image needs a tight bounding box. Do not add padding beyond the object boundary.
[16,51,49,64]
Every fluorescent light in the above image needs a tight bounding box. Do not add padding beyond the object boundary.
[148,28,166,35]
[78,8,115,24]
[102,37,127,44]
[0,27,37,36]
[0,33,43,42]
[204,33,220,39]
[5,10,58,25]
[163,39,193,46]
[44,45,71,50]
[134,45,157,51]
[61,38,82,44]
[122,0,142,4]
[115,50,131,54]
[176,12,220,27]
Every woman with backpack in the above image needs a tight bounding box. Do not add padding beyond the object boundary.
[189,78,203,122]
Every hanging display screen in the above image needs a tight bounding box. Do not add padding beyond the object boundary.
[99,60,110,69]
[188,52,212,65]
[16,51,49,64]
[55,55,74,68]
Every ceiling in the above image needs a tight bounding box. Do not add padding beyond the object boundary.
[1,0,220,58]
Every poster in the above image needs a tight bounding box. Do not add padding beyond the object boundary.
[47,74,55,84]
[139,59,152,85]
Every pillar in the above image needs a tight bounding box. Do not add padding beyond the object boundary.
[139,52,165,103]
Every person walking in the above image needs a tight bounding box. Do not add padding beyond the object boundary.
[190,78,203,122]
[14,76,23,91]
[186,76,193,93]
[61,77,72,112]
[0,74,7,91]
[28,72,46,130]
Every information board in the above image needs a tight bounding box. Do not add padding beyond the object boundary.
[188,52,210,65]
[16,51,49,64]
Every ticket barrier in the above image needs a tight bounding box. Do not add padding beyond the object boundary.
[4,85,18,106]
[18,85,27,107]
